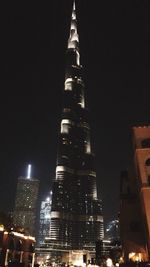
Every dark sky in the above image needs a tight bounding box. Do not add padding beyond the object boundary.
[0,0,150,225]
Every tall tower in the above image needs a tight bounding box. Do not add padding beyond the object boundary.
[13,164,39,236]
[49,1,104,251]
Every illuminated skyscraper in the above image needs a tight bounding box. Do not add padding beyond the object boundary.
[105,219,120,241]
[38,193,52,245]
[49,1,104,251]
[13,165,39,235]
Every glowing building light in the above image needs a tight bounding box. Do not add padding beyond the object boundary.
[106,258,113,267]
[12,231,24,238]
[73,0,75,11]
[45,214,51,219]
[4,231,8,235]
[61,119,74,134]
[0,225,4,231]
[27,164,31,179]
[128,253,142,262]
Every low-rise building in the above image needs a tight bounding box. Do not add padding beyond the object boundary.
[120,126,150,262]
[0,225,35,267]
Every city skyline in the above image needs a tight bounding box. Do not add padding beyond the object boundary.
[0,0,150,224]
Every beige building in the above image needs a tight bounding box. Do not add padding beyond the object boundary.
[120,126,150,262]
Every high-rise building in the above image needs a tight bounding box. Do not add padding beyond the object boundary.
[13,165,39,236]
[105,219,120,241]
[49,1,104,252]
[38,192,52,245]
[120,126,150,262]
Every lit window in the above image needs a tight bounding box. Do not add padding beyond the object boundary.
[63,140,69,145]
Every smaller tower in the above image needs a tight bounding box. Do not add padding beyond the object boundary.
[13,164,39,235]
[38,192,52,245]
[105,219,120,241]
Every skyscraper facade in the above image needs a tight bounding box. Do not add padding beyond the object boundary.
[38,193,52,245]
[13,165,39,236]
[49,2,104,251]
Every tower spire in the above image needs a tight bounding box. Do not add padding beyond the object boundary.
[27,164,31,179]
[68,1,79,55]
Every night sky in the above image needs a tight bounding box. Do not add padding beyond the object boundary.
[0,0,150,226]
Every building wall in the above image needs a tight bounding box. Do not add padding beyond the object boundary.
[120,170,147,261]
[133,126,150,258]
[120,126,150,262]
[0,227,35,267]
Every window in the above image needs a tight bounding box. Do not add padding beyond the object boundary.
[148,175,150,186]
[141,138,150,148]
[145,158,150,166]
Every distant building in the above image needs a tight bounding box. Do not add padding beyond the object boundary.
[120,126,150,262]
[38,193,52,245]
[95,239,121,265]
[105,219,120,241]
[13,165,39,236]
